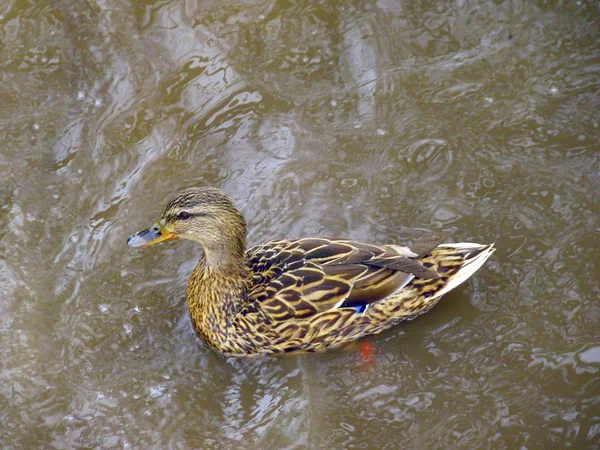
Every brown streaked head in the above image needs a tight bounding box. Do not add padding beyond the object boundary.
[127,187,247,263]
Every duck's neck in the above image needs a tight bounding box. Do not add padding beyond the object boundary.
[186,250,249,349]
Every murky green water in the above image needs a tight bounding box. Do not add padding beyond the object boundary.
[1,0,599,448]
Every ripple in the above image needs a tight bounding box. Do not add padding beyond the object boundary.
[403,138,454,182]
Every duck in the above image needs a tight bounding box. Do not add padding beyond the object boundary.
[127,187,495,355]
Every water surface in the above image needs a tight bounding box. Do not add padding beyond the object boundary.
[1,0,599,448]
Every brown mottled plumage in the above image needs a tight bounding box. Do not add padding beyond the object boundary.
[127,187,495,355]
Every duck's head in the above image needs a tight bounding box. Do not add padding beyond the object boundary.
[127,187,247,263]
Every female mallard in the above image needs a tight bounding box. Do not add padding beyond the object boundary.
[127,187,494,355]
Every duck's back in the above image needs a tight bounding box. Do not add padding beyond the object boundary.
[238,235,494,353]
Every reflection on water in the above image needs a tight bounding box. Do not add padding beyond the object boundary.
[1,0,599,448]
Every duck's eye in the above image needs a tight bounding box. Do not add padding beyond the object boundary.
[177,211,192,220]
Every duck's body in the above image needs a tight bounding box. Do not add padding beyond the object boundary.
[128,187,495,355]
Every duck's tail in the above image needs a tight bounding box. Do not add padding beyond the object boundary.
[421,242,496,301]
[374,242,495,322]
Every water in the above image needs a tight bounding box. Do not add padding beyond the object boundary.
[1,0,599,448]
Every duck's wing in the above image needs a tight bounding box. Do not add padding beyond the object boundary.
[245,237,443,321]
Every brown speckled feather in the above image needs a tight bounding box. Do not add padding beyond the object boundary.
[188,238,495,355]
[128,187,495,355]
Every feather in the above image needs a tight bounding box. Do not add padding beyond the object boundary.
[129,187,495,355]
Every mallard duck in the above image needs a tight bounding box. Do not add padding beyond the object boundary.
[127,187,494,355]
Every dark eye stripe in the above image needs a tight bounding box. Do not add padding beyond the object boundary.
[175,211,207,220]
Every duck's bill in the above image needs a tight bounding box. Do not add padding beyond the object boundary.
[127,222,177,248]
